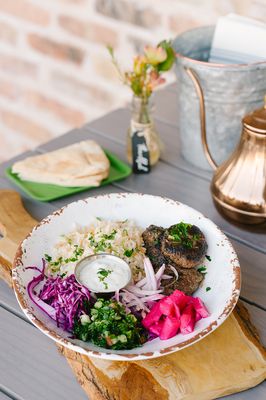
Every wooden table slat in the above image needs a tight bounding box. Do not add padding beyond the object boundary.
[0,306,87,400]
[84,107,212,180]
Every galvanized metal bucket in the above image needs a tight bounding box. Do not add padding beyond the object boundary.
[173,26,266,170]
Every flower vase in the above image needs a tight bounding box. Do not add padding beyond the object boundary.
[127,96,160,173]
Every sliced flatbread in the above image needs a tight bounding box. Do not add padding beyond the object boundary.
[12,140,110,187]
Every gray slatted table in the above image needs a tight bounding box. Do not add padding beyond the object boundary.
[0,85,265,400]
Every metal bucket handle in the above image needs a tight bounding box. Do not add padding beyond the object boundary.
[185,67,218,170]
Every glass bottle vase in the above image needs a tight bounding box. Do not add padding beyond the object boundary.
[127,96,161,169]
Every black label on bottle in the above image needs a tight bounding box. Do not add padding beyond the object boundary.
[132,129,150,174]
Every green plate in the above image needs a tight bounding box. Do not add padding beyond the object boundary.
[5,150,131,202]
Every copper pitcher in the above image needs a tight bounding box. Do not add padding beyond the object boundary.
[186,68,266,224]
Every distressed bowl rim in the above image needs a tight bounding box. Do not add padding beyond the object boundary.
[12,192,241,361]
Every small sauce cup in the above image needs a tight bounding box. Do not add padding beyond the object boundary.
[74,253,132,295]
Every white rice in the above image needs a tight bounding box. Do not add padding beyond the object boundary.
[46,218,145,281]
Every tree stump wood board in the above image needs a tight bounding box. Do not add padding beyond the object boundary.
[0,189,265,400]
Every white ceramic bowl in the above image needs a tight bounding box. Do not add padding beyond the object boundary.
[12,193,241,361]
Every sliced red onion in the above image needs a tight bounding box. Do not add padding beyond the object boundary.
[162,274,172,279]
[135,277,147,288]
[114,289,120,302]
[143,257,157,291]
[155,264,165,282]
[169,265,179,280]
[126,285,162,296]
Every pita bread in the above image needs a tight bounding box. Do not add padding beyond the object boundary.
[12,140,110,187]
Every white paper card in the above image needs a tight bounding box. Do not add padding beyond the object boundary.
[209,14,266,64]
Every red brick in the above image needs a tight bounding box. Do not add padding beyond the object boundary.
[95,0,161,29]
[50,71,114,107]
[25,91,86,126]
[92,54,118,80]
[58,15,118,47]
[0,54,38,77]
[0,0,50,27]
[0,79,19,100]
[0,21,17,45]
[0,80,86,126]
[1,110,53,141]
[169,15,204,35]
[51,0,85,2]
[28,34,84,65]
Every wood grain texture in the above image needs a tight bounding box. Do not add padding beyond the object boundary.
[60,303,266,400]
[0,190,37,285]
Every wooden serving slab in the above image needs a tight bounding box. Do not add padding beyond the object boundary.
[0,189,265,400]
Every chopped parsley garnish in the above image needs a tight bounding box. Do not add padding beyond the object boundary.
[45,245,85,273]
[97,268,113,290]
[73,244,84,258]
[206,255,212,262]
[73,299,146,349]
[124,248,134,258]
[88,230,117,253]
[197,265,207,273]
[206,287,211,292]
[44,254,52,262]
[64,246,84,264]
[102,229,117,240]
[168,222,200,249]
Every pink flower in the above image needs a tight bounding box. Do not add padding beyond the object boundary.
[149,70,166,90]
[144,46,167,65]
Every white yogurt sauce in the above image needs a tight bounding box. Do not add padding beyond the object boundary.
[76,255,131,292]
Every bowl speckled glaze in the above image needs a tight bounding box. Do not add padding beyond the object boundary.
[12,193,241,361]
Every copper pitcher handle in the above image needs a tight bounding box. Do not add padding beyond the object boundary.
[185,67,217,170]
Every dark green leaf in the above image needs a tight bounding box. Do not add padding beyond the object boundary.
[124,248,134,257]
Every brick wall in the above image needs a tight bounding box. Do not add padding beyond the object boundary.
[0,0,265,162]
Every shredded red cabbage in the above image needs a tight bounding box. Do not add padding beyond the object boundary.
[27,260,90,332]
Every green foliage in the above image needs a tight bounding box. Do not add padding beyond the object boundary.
[157,40,176,71]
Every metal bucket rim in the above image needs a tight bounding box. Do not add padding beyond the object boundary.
[174,25,266,70]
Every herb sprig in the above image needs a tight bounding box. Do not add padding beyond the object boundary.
[168,222,200,249]
[197,265,207,274]
[45,244,84,272]
[97,268,113,290]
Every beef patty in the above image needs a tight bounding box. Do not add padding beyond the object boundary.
[142,224,205,296]
[142,224,166,270]
[162,265,204,296]
[161,223,207,269]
